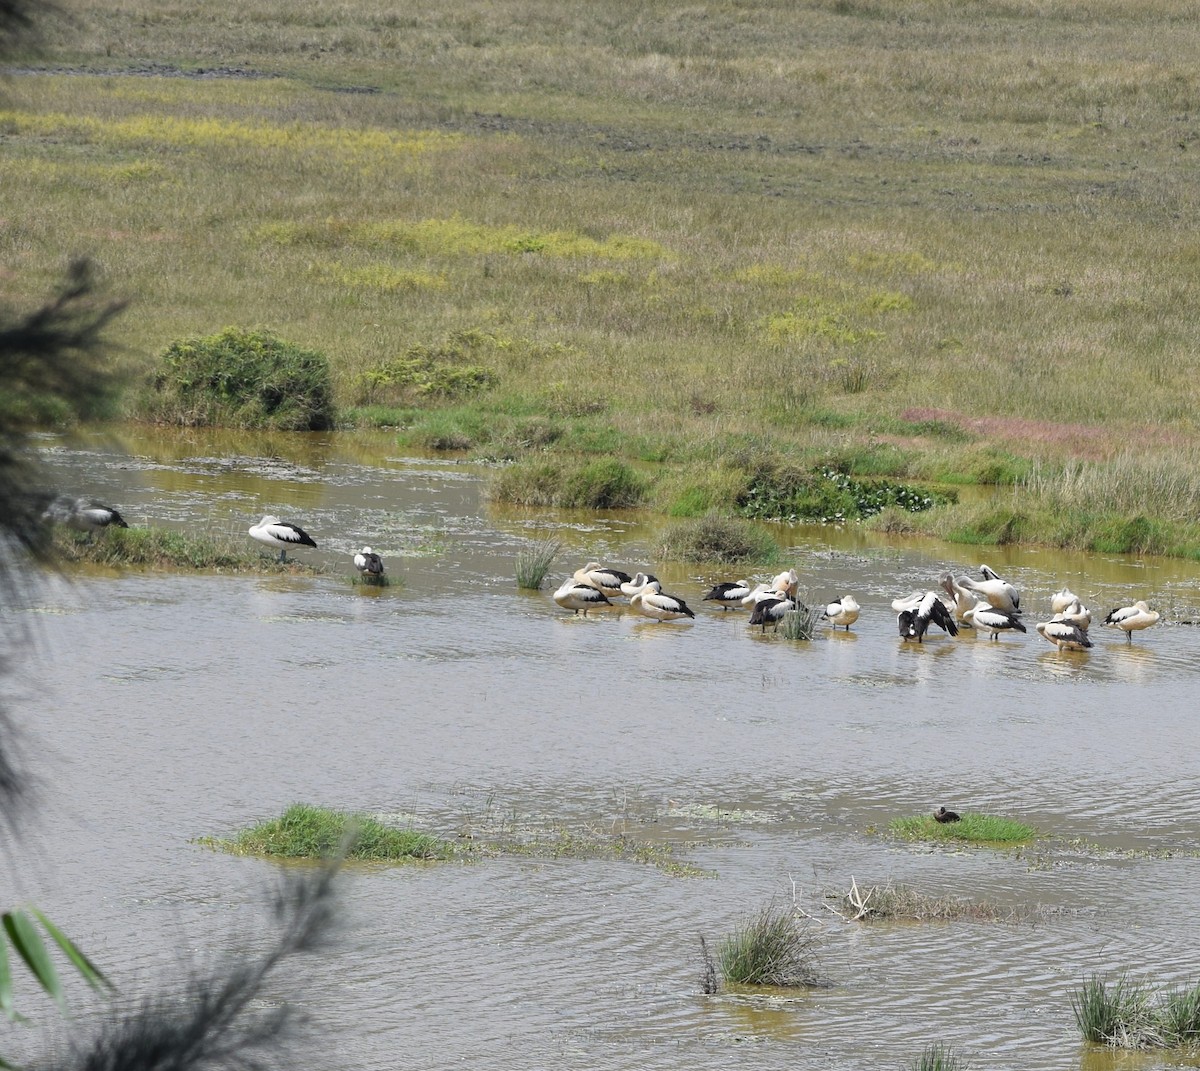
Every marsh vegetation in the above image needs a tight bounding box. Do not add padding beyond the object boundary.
[888,813,1037,846]
[8,0,1200,553]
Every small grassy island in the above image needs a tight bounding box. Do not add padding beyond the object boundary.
[204,804,456,862]
[888,813,1037,846]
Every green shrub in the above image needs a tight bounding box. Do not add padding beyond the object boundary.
[659,513,780,565]
[561,458,647,509]
[739,463,950,523]
[147,326,335,430]
[208,803,455,862]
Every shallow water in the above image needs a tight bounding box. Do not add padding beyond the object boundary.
[9,426,1200,1070]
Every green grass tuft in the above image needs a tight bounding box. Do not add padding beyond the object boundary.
[515,537,561,590]
[206,803,455,862]
[909,1043,967,1071]
[717,901,827,988]
[889,813,1036,845]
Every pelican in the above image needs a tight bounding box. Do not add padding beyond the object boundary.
[898,591,959,642]
[933,806,961,823]
[43,495,129,532]
[964,600,1027,641]
[940,574,977,624]
[1051,586,1081,614]
[703,580,753,610]
[553,578,611,615]
[1103,600,1160,643]
[956,565,1020,613]
[1036,619,1092,651]
[741,582,778,607]
[628,581,695,623]
[620,572,660,597]
[353,546,385,579]
[823,595,860,631]
[771,568,800,599]
[1054,598,1091,632]
[248,515,317,563]
[573,562,633,599]
[749,594,798,633]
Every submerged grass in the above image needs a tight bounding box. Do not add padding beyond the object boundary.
[889,813,1036,846]
[205,803,456,862]
[834,880,1019,923]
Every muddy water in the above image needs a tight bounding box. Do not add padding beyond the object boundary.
[10,426,1200,1070]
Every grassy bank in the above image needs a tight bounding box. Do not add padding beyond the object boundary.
[7,1,1200,553]
[52,524,323,572]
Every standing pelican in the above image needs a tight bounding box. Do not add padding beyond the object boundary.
[573,562,633,600]
[628,580,695,622]
[1054,599,1091,632]
[553,578,611,615]
[703,580,753,610]
[823,595,860,631]
[1036,619,1092,651]
[1103,600,1160,643]
[964,600,1027,641]
[898,591,959,642]
[940,574,977,624]
[353,546,385,579]
[956,566,1020,613]
[619,571,660,597]
[741,582,778,608]
[771,568,800,599]
[749,594,798,633]
[248,515,317,562]
[1051,586,1081,614]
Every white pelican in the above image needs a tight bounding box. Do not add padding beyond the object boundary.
[703,580,753,610]
[553,578,611,615]
[353,546,385,579]
[939,574,977,624]
[771,568,799,599]
[1103,600,1160,643]
[628,581,695,622]
[1054,598,1091,631]
[956,565,1020,613]
[964,600,1027,641]
[249,516,317,562]
[1036,619,1092,651]
[573,562,633,599]
[823,595,860,631]
[741,582,778,608]
[1051,586,1081,614]
[749,594,797,632]
[620,572,660,597]
[44,495,129,532]
[897,591,958,642]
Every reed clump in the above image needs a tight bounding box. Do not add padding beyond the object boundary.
[206,803,455,862]
[909,1043,967,1071]
[888,814,1036,846]
[658,513,779,566]
[715,901,827,988]
[515,537,561,589]
[777,599,819,641]
[1070,974,1200,1050]
[491,457,648,510]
